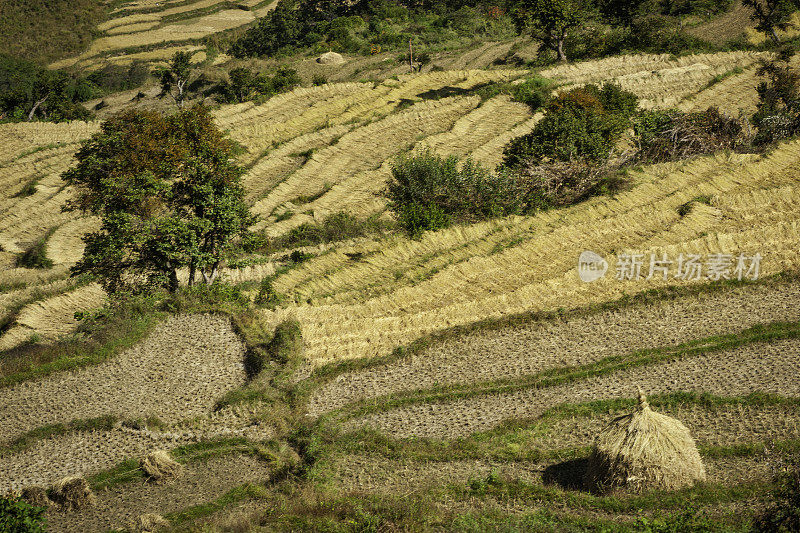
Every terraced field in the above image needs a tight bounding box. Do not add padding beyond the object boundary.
[50,0,279,70]
[2,48,800,530]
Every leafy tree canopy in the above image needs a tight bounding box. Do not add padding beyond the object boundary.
[63,106,256,293]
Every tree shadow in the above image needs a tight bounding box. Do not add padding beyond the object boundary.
[542,457,590,491]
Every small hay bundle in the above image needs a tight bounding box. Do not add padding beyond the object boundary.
[585,390,706,493]
[49,476,95,510]
[141,450,182,483]
[317,51,345,64]
[20,486,51,508]
[131,513,170,532]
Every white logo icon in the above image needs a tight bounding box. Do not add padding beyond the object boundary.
[578,251,608,283]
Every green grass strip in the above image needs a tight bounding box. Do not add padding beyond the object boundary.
[0,415,118,459]
[323,320,800,423]
[0,312,165,389]
[299,271,800,405]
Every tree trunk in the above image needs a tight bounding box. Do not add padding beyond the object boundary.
[188,260,196,287]
[769,27,781,46]
[168,269,179,293]
[27,94,49,122]
[557,31,568,62]
[202,262,220,285]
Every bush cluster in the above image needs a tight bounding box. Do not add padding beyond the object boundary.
[751,51,800,145]
[230,0,516,59]
[501,83,638,169]
[0,55,94,122]
[218,66,301,104]
[0,495,46,533]
[386,149,531,234]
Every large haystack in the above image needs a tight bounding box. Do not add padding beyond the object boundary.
[141,450,183,483]
[49,476,95,510]
[585,390,706,493]
[317,51,345,64]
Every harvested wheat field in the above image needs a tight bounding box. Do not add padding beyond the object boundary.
[3,9,800,524]
[0,314,245,442]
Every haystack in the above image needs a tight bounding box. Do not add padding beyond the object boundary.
[316,51,345,64]
[21,486,51,508]
[585,390,706,493]
[131,513,170,532]
[49,476,95,510]
[141,450,183,483]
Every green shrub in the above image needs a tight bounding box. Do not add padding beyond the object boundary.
[511,75,553,110]
[501,83,638,170]
[312,74,327,86]
[753,455,800,532]
[0,495,46,533]
[386,149,530,235]
[15,238,53,269]
[255,277,284,309]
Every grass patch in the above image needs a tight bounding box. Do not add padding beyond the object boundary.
[0,298,165,388]
[0,415,118,458]
[15,228,56,269]
[261,211,397,253]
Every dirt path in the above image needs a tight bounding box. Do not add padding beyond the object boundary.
[46,454,270,533]
[0,314,246,443]
[347,337,800,439]
[307,282,800,417]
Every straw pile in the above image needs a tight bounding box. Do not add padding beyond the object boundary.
[585,390,706,493]
[49,476,95,510]
[317,52,345,64]
[131,513,170,532]
[141,450,183,483]
[20,486,51,508]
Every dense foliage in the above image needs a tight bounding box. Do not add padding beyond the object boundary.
[0,55,94,122]
[63,106,256,293]
[502,83,638,169]
[0,0,104,64]
[218,66,302,103]
[230,0,516,59]
[0,496,46,533]
[387,149,531,234]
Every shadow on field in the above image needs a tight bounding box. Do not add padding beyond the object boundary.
[542,457,589,491]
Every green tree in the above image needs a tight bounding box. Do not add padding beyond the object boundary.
[158,51,194,108]
[511,0,592,62]
[0,55,94,122]
[62,106,255,293]
[743,0,800,46]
